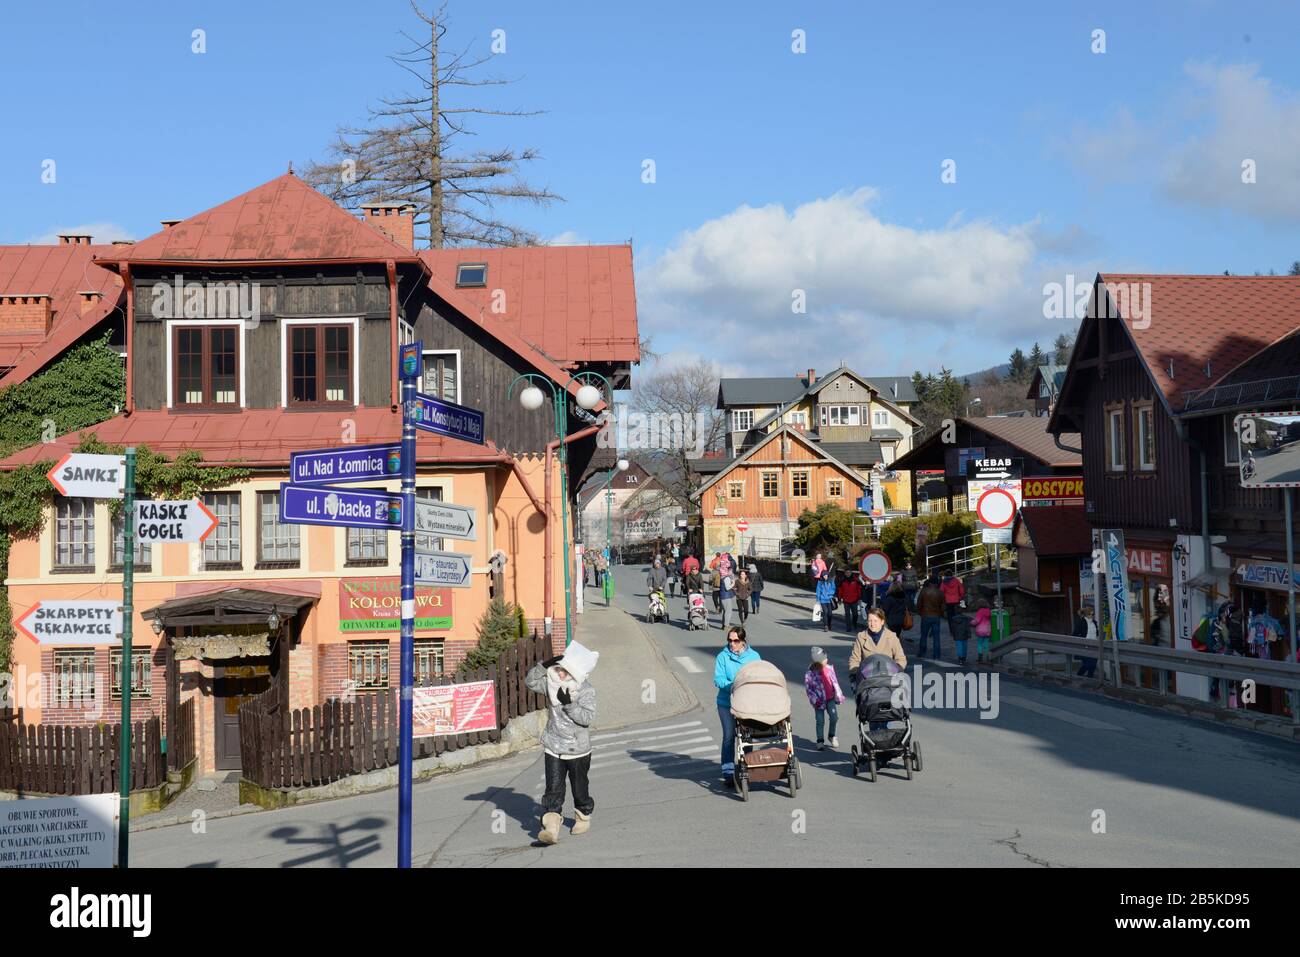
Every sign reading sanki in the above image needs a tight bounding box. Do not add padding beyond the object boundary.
[414,551,473,588]
[410,393,485,445]
[290,443,402,487]
[46,454,126,499]
[134,499,218,543]
[414,500,477,544]
[279,484,406,530]
[15,601,123,645]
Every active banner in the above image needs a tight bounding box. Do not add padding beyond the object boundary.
[413,680,497,737]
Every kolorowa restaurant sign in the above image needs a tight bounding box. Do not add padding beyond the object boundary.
[339,577,452,632]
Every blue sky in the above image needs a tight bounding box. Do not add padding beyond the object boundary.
[5,0,1300,379]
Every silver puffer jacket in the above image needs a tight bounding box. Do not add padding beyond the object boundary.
[525,663,597,757]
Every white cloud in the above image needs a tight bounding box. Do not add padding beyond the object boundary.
[638,189,1057,376]
[25,221,134,244]
[1162,62,1300,221]
[545,230,589,246]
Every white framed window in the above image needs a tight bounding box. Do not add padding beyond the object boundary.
[280,317,360,409]
[760,471,779,498]
[257,490,300,566]
[165,319,245,409]
[203,492,242,568]
[791,470,810,497]
[826,479,844,498]
[1134,401,1156,471]
[53,649,96,708]
[731,409,754,432]
[727,480,745,500]
[873,409,889,427]
[398,319,415,345]
[881,443,896,466]
[821,405,860,426]
[1105,403,1126,473]
[423,349,460,403]
[54,497,95,569]
[788,411,809,428]
[1224,415,1241,466]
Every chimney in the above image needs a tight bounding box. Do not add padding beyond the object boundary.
[78,290,105,316]
[58,234,93,246]
[361,203,416,250]
[807,368,816,385]
[160,219,182,230]
[0,294,53,334]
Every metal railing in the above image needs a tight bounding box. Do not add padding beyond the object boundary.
[925,532,1009,577]
[992,630,1300,724]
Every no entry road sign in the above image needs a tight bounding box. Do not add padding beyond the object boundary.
[410,393,485,445]
[134,499,218,543]
[46,454,126,499]
[976,487,1018,528]
[859,549,893,583]
[279,484,406,530]
[16,601,123,645]
[414,500,476,544]
[290,443,402,487]
[414,551,473,588]
[737,519,749,533]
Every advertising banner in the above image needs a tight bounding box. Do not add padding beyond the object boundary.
[0,793,116,868]
[1021,476,1084,506]
[1102,529,1130,642]
[412,680,497,737]
[338,577,452,632]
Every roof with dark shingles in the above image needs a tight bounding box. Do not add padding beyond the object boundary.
[965,416,1082,467]
[865,377,918,404]
[819,442,885,466]
[718,377,808,406]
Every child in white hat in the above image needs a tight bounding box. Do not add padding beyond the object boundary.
[524,641,600,844]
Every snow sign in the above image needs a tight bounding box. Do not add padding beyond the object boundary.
[278,484,406,530]
[414,551,473,588]
[15,601,122,645]
[410,393,485,445]
[289,443,402,487]
[46,454,125,499]
[134,499,218,543]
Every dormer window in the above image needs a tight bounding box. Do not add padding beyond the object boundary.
[172,324,240,408]
[456,263,488,288]
[285,321,355,407]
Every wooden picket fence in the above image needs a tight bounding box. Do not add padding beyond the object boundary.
[168,698,197,773]
[0,713,166,796]
[240,632,550,790]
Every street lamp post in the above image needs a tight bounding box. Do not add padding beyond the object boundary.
[509,371,615,647]
[601,458,630,605]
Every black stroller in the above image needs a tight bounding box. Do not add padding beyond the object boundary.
[849,654,922,782]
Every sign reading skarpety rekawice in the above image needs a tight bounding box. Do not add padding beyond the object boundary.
[15,601,123,645]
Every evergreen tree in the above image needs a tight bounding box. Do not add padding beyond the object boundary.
[1053,333,1074,366]
[1028,342,1046,370]
[1289,261,1300,276]
[460,597,526,673]
[1007,348,1029,383]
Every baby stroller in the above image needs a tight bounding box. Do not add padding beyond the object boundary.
[730,661,802,800]
[849,654,921,782]
[648,589,668,624]
[686,592,708,630]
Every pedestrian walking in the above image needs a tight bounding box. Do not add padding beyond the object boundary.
[1073,603,1099,677]
[881,580,908,636]
[720,569,738,631]
[951,607,972,666]
[916,575,946,658]
[838,571,862,632]
[748,564,764,614]
[714,626,761,786]
[681,549,700,578]
[524,641,600,844]
[903,561,919,611]
[735,569,752,625]
[972,599,993,664]
[849,607,908,679]
[804,646,845,750]
[815,572,837,632]
[940,569,966,636]
[710,565,723,613]
[811,552,827,582]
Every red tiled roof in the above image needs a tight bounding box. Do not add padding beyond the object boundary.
[91,173,419,266]
[0,243,123,372]
[1100,274,1300,408]
[420,246,639,363]
[1015,505,1091,558]
[0,407,507,470]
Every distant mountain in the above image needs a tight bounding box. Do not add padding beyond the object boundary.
[956,362,1011,385]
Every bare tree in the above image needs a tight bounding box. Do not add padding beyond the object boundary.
[302,1,560,247]
[631,359,727,509]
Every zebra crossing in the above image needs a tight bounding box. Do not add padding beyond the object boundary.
[532,718,718,793]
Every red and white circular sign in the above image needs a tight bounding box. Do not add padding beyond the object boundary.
[859,549,892,583]
[976,488,1017,528]
[737,519,749,533]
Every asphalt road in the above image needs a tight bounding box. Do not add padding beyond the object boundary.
[133,566,1300,868]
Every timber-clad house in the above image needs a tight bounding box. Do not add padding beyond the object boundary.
[0,172,638,772]
[1049,274,1300,713]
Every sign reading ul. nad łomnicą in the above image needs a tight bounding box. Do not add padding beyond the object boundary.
[338,577,452,632]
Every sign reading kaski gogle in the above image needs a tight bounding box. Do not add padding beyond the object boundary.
[134,499,219,543]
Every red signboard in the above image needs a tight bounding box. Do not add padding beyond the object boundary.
[1021,476,1084,505]
[413,680,497,737]
[737,519,749,532]
[1127,547,1170,578]
[338,576,452,632]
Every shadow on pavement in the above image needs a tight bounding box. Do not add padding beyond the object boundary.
[268,816,386,868]
[462,784,544,841]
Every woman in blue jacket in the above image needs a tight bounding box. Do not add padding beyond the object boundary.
[815,574,837,632]
[714,626,761,786]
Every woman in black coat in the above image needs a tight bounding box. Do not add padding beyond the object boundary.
[881,581,909,635]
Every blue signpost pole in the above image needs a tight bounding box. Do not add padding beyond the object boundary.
[398,359,417,869]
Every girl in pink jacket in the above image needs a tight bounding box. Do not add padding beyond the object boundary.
[804,646,845,749]
[973,601,993,664]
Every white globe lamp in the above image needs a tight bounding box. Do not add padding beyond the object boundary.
[575,383,601,410]
[519,385,545,411]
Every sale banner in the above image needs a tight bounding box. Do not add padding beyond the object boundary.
[413,680,497,737]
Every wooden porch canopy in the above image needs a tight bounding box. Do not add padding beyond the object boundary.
[142,588,317,629]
